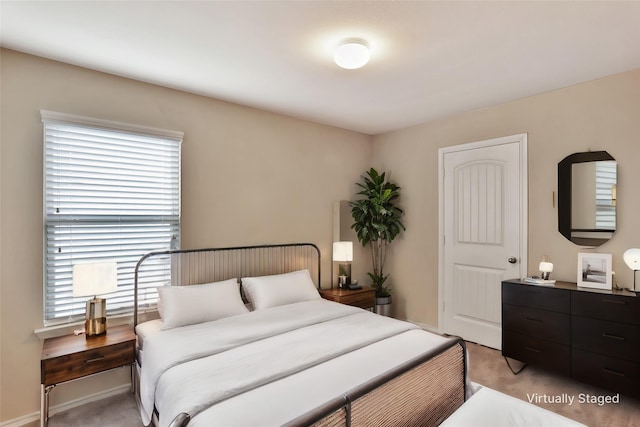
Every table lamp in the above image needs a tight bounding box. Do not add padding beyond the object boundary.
[333,241,353,288]
[73,261,118,337]
[623,248,640,291]
[539,256,554,280]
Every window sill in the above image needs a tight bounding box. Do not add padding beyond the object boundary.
[34,311,158,340]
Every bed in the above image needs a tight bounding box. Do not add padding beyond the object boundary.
[133,243,467,427]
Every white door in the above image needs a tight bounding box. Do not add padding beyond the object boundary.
[439,134,527,349]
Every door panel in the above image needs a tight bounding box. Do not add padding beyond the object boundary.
[456,161,503,245]
[453,264,504,326]
[440,135,527,349]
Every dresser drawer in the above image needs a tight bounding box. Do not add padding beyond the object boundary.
[42,341,135,386]
[503,304,570,343]
[572,316,640,361]
[572,291,640,325]
[502,282,570,313]
[572,348,640,398]
[502,331,570,375]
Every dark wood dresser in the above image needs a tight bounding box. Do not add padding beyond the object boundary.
[502,279,639,397]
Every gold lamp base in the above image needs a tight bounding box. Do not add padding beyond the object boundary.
[85,298,107,337]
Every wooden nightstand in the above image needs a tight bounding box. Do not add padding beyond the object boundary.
[320,286,376,310]
[40,324,136,427]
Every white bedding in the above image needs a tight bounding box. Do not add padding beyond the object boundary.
[189,329,453,427]
[138,299,456,427]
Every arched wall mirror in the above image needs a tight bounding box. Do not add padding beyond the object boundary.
[558,151,617,247]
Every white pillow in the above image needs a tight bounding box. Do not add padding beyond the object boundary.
[157,278,248,330]
[241,269,321,310]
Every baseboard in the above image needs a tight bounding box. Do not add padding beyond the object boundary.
[0,384,131,427]
[0,413,35,427]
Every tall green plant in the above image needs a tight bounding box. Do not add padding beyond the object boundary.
[350,168,405,297]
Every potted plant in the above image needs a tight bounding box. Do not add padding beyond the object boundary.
[350,168,405,316]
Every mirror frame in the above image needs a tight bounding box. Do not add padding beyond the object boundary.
[558,150,616,247]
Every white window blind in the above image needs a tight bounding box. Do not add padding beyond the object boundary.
[42,111,182,325]
[595,160,616,230]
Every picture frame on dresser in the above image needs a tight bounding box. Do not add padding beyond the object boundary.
[577,252,612,290]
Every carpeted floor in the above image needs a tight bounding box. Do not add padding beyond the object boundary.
[44,391,141,427]
[466,342,640,427]
[43,341,639,426]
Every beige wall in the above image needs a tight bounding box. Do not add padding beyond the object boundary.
[373,68,640,327]
[0,49,372,422]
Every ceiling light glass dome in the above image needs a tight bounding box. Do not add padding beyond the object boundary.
[334,39,370,69]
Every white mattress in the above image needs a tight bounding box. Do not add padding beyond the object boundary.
[135,319,163,350]
[440,386,586,427]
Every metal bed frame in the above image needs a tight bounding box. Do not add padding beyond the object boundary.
[132,242,466,427]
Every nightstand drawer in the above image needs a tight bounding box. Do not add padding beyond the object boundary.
[338,293,375,309]
[42,341,135,386]
[572,292,640,325]
[503,304,570,343]
[503,331,570,375]
[502,282,570,313]
[320,287,375,309]
[572,348,640,398]
[572,316,640,361]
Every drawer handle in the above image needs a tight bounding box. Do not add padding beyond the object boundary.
[601,299,626,305]
[524,346,541,353]
[602,368,625,377]
[602,332,625,341]
[85,356,105,364]
[525,317,542,323]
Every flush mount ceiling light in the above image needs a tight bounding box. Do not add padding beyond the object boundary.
[333,38,370,69]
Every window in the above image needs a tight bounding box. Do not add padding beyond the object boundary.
[42,111,182,325]
[595,160,616,230]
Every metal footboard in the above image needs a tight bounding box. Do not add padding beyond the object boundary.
[284,337,467,427]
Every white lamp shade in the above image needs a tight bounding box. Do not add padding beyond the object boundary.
[332,241,353,262]
[623,248,640,270]
[73,261,118,297]
[539,261,554,273]
[333,39,370,69]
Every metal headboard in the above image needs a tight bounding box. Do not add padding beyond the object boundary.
[133,243,321,327]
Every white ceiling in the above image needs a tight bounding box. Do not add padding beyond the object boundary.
[2,1,640,135]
